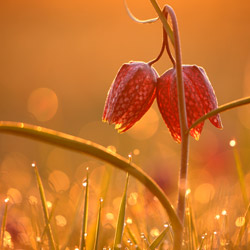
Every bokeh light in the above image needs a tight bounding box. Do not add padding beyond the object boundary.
[7,188,22,204]
[194,183,215,204]
[127,107,159,140]
[48,170,70,193]
[235,216,245,227]
[27,88,58,122]
[55,215,67,227]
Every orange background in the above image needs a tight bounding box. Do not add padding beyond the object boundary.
[0,0,250,243]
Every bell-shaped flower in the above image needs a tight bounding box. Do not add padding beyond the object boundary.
[157,65,223,143]
[103,61,158,132]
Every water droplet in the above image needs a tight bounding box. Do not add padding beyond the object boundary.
[126,217,133,224]
[31,162,36,168]
[215,214,220,220]
[221,210,227,216]
[229,139,236,147]
[82,178,87,187]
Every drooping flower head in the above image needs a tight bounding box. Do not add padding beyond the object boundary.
[157,65,223,143]
[103,61,158,132]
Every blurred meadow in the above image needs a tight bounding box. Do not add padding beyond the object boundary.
[0,0,250,249]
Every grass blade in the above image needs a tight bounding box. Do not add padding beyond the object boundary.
[235,202,250,246]
[126,226,141,250]
[0,121,182,233]
[79,169,89,250]
[32,163,57,250]
[114,173,129,249]
[231,143,249,207]
[61,186,85,250]
[0,198,9,248]
[93,198,103,250]
[149,227,168,250]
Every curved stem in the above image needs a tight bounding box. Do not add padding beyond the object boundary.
[123,0,159,24]
[0,121,182,233]
[148,32,165,66]
[188,96,250,132]
[163,5,189,250]
[149,0,174,45]
[162,10,176,67]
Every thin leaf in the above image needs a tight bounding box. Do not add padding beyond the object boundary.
[61,187,85,250]
[188,97,250,132]
[80,169,89,250]
[0,121,182,234]
[93,198,103,250]
[124,0,159,24]
[149,227,168,250]
[33,164,57,250]
[233,146,249,207]
[114,173,129,249]
[198,235,206,250]
[126,226,141,250]
[235,202,250,246]
[0,198,9,248]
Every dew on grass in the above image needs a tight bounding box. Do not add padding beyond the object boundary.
[229,139,236,147]
[164,223,169,228]
[126,217,133,224]
[221,210,227,216]
[82,178,87,187]
[215,214,220,220]
[4,197,9,203]
[185,188,191,196]
[46,201,52,209]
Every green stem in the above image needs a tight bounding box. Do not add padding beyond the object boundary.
[149,0,174,45]
[188,97,250,132]
[0,121,182,234]
[163,5,189,250]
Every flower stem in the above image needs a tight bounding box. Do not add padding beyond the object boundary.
[149,0,174,45]
[163,5,190,249]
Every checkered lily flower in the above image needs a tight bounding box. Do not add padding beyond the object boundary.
[157,65,223,143]
[103,61,158,132]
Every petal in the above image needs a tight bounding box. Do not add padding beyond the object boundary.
[117,67,157,132]
[157,68,182,143]
[184,65,223,129]
[103,62,158,132]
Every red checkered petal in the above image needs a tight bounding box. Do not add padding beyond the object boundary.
[157,65,222,143]
[103,61,158,132]
[184,65,223,129]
